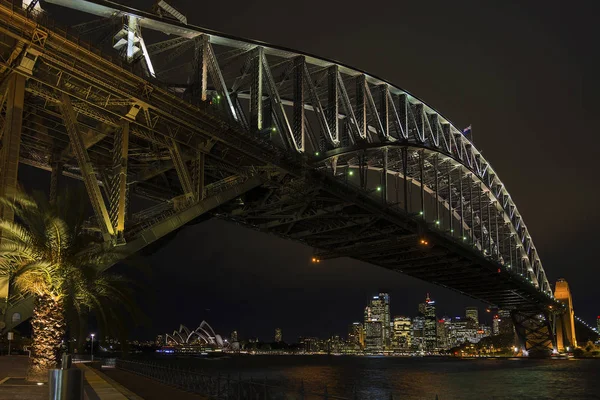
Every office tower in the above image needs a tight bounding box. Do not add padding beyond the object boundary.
[348,322,365,349]
[364,293,391,350]
[492,314,500,336]
[465,307,479,325]
[275,328,282,342]
[419,293,437,351]
[365,320,383,352]
[392,316,412,351]
[230,330,238,342]
[412,316,425,351]
[436,317,451,350]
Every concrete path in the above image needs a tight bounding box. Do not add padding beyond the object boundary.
[0,355,206,399]
[0,356,45,400]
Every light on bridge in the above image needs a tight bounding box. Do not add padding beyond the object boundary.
[419,211,424,216]
[311,257,321,263]
[435,220,440,225]
[271,127,277,132]
[348,171,354,176]
[419,239,429,246]
[315,151,320,156]
[376,186,382,192]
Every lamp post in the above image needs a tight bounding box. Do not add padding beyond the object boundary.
[90,333,95,361]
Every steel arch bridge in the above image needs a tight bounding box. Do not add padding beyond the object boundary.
[0,0,573,354]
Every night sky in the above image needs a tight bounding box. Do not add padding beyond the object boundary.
[45,0,599,341]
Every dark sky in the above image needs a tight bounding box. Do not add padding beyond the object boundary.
[48,0,600,341]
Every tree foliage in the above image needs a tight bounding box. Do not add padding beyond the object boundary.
[0,190,136,379]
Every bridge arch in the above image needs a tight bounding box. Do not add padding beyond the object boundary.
[36,0,552,299]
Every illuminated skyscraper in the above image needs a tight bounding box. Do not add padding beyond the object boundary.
[597,316,600,333]
[465,307,479,325]
[436,317,451,350]
[230,330,238,342]
[392,316,412,351]
[419,293,437,351]
[412,316,425,351]
[348,322,365,349]
[275,328,282,342]
[492,314,500,336]
[365,321,383,352]
[364,293,391,350]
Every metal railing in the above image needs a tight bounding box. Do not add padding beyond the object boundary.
[116,359,440,400]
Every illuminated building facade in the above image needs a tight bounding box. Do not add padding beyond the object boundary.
[412,316,425,351]
[364,293,391,350]
[419,294,437,351]
[492,314,501,336]
[392,316,412,351]
[436,317,451,350]
[348,322,365,350]
[155,335,164,346]
[230,330,238,342]
[465,307,479,325]
[275,328,282,343]
[365,321,383,352]
[446,318,478,347]
[497,309,514,335]
[164,321,226,353]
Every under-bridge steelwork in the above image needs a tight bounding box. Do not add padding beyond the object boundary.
[0,0,577,354]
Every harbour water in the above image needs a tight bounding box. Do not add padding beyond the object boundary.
[144,355,600,399]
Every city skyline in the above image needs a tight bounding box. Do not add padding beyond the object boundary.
[155,291,502,344]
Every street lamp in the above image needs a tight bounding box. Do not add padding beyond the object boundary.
[90,333,95,361]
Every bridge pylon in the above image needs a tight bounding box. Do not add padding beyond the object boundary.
[554,278,577,352]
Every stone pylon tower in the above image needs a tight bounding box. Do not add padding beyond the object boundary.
[554,279,577,351]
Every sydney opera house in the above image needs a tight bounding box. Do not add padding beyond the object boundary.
[161,321,229,354]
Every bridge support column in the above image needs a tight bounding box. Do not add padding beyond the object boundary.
[0,73,25,316]
[381,147,388,204]
[59,92,115,240]
[511,310,556,356]
[250,47,264,134]
[554,279,577,352]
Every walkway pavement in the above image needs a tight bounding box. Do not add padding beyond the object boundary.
[0,356,45,400]
[0,355,206,399]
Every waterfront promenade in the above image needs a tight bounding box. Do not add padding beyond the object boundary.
[0,356,205,400]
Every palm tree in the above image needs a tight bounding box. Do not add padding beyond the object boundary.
[0,191,133,380]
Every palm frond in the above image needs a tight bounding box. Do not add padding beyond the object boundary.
[45,216,71,261]
[0,241,39,261]
[0,220,35,246]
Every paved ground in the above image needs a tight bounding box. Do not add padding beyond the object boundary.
[0,356,45,400]
[101,368,206,400]
[0,355,206,399]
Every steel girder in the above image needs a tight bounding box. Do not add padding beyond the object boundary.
[0,1,560,337]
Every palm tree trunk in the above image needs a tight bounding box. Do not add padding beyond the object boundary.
[29,294,65,381]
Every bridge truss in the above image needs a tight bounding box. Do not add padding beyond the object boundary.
[0,0,561,353]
